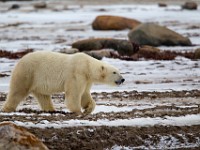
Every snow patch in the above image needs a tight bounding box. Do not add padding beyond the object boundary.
[6,114,200,129]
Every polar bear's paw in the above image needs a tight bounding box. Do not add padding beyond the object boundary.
[1,105,16,112]
[83,100,96,115]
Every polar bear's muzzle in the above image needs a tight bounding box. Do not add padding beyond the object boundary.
[115,77,125,85]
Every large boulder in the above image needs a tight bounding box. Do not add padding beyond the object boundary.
[72,38,139,56]
[194,48,200,59]
[128,23,192,46]
[92,15,141,30]
[0,122,48,150]
[182,2,198,10]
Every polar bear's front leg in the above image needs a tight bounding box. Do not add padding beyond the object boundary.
[65,92,82,115]
[33,93,55,111]
[81,92,96,115]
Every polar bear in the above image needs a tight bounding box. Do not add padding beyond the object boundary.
[2,51,124,115]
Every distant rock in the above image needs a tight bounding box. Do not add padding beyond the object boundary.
[9,4,20,10]
[0,49,33,59]
[72,38,139,56]
[132,45,161,60]
[0,122,48,150]
[158,3,167,7]
[60,48,79,54]
[131,46,197,60]
[0,73,9,78]
[139,45,160,53]
[34,2,47,9]
[92,15,141,30]
[182,2,198,10]
[128,23,192,46]
[194,48,200,59]
[84,49,118,60]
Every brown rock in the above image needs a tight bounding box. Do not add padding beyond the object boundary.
[135,80,152,84]
[92,15,141,30]
[0,49,33,59]
[194,48,200,59]
[182,2,198,10]
[34,2,47,9]
[139,45,160,53]
[0,122,48,150]
[158,3,167,7]
[72,38,139,56]
[132,45,161,60]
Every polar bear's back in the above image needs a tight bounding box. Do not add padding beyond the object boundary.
[20,51,96,67]
[12,51,96,94]
[20,51,68,67]
[12,51,73,94]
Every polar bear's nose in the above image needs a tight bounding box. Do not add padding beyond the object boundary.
[115,77,125,85]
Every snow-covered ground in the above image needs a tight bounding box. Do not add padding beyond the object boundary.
[1,114,197,128]
[0,4,200,92]
[0,4,200,51]
[0,93,199,127]
[1,56,199,92]
[0,2,200,149]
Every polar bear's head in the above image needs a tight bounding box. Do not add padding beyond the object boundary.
[98,64,125,86]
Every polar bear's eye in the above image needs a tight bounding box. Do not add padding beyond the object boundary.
[113,72,116,74]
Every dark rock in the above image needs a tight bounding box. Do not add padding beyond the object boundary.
[72,38,139,56]
[194,48,200,59]
[128,23,192,46]
[9,4,20,10]
[182,2,198,10]
[0,49,33,59]
[0,122,48,150]
[158,3,167,7]
[0,73,9,78]
[34,2,47,9]
[92,15,141,30]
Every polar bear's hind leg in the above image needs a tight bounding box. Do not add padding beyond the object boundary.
[2,91,28,112]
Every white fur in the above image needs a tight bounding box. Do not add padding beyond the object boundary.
[2,51,123,115]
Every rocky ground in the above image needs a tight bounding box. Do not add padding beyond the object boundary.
[0,0,200,149]
[0,90,200,149]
